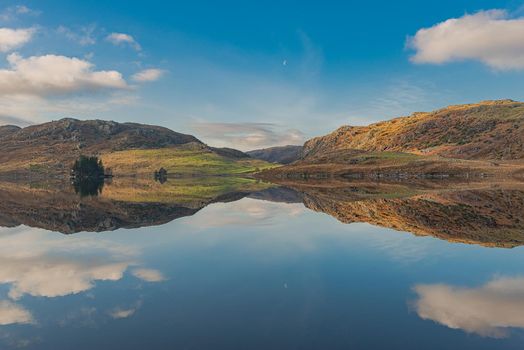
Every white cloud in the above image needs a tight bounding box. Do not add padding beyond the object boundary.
[132,68,165,82]
[412,276,524,338]
[106,32,141,51]
[190,122,305,150]
[131,268,165,282]
[57,24,96,46]
[0,28,34,52]
[0,53,128,96]
[0,92,138,126]
[409,10,524,70]
[0,5,39,22]
[0,301,33,325]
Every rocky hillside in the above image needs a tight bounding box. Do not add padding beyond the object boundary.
[247,145,303,164]
[303,100,524,161]
[0,118,271,176]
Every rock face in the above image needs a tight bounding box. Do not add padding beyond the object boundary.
[302,100,524,161]
[247,145,303,164]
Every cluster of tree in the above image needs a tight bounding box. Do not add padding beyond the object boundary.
[71,155,105,179]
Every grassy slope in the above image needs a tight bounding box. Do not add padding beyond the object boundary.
[101,148,277,176]
[303,99,524,161]
[258,149,524,180]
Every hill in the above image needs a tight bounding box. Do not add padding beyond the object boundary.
[0,118,273,177]
[260,100,524,180]
[247,145,303,164]
[303,100,524,161]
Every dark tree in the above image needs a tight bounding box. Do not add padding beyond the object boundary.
[71,156,106,197]
[71,155,105,179]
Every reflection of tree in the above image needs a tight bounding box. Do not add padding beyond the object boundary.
[72,177,104,197]
[154,167,168,184]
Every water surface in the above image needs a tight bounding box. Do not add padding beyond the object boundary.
[0,178,523,349]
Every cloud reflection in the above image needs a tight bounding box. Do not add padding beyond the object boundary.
[0,226,165,327]
[108,301,143,319]
[412,276,524,338]
[0,301,33,326]
[189,198,305,229]
[132,268,165,282]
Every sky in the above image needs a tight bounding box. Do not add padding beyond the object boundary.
[1,0,524,150]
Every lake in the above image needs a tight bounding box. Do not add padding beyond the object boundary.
[0,178,523,349]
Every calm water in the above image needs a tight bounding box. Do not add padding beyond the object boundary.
[0,179,523,349]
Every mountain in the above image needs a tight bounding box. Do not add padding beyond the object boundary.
[260,100,524,180]
[303,100,524,161]
[247,145,303,164]
[0,118,273,176]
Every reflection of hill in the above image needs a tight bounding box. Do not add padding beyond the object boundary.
[0,178,272,234]
[2,176,523,247]
[278,181,524,248]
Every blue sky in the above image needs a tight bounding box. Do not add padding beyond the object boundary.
[1,0,524,149]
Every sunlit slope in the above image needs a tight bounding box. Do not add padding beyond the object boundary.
[101,148,276,176]
[303,100,524,161]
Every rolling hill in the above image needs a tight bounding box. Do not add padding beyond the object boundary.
[303,99,524,161]
[0,118,273,177]
[260,100,524,179]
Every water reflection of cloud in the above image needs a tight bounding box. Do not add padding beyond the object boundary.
[0,226,165,327]
[108,300,142,319]
[0,257,128,299]
[189,198,305,229]
[0,301,33,326]
[0,228,134,299]
[132,268,165,282]
[412,276,524,338]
